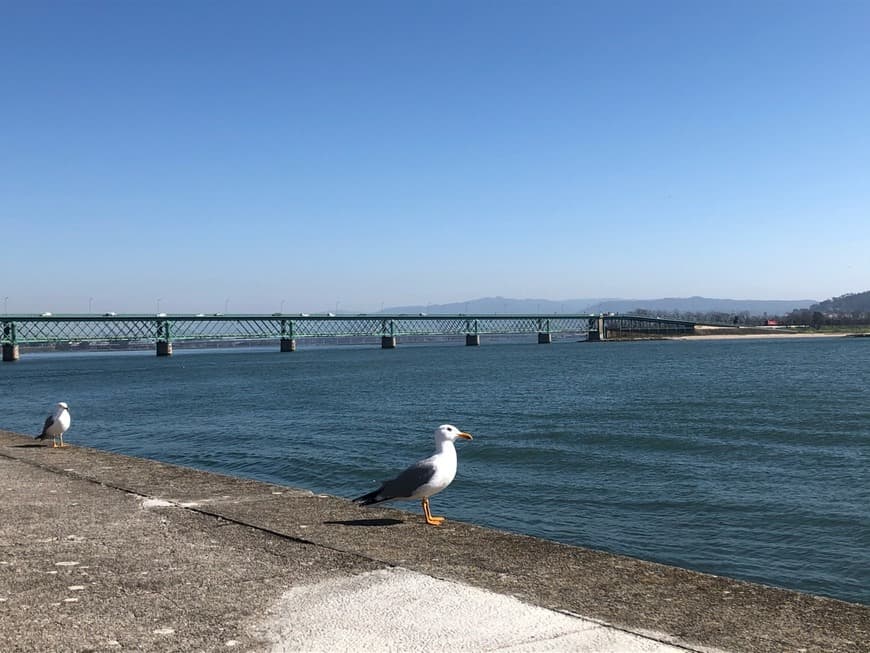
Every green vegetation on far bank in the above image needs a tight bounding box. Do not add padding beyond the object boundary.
[631,290,870,330]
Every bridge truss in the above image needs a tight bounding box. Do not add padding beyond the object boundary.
[1,313,696,359]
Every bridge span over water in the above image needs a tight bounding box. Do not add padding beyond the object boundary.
[1,313,697,361]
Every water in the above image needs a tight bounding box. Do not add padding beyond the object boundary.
[1,338,867,605]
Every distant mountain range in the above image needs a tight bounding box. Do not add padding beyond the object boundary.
[383,296,819,316]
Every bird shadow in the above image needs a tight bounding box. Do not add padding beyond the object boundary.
[323,518,404,527]
[13,443,47,448]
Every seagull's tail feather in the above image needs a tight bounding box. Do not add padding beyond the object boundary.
[35,432,48,440]
[352,488,387,506]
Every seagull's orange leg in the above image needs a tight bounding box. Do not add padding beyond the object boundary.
[59,434,67,447]
[421,497,445,526]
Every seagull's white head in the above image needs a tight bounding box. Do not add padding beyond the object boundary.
[57,402,69,411]
[434,424,473,443]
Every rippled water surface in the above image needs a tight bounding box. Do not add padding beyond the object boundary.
[2,338,867,604]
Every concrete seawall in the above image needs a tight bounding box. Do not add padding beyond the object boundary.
[1,429,867,652]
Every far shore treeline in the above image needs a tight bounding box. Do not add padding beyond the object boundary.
[630,290,870,328]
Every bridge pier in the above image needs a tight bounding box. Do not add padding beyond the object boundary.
[381,336,397,349]
[537,332,552,344]
[155,319,173,356]
[280,338,296,352]
[586,315,607,342]
[2,343,19,362]
[465,334,480,346]
[596,316,607,340]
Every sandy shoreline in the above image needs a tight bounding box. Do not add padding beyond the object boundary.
[669,330,857,341]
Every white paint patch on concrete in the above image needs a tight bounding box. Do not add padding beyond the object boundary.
[253,567,687,653]
[63,597,79,603]
[55,561,80,567]
[153,627,175,636]
[68,585,86,591]
[141,498,174,509]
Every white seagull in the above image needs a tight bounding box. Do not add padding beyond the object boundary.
[353,424,473,526]
[36,402,71,448]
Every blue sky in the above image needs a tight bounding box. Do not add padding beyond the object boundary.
[3,1,868,314]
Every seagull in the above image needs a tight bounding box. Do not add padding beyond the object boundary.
[36,402,71,448]
[353,424,473,526]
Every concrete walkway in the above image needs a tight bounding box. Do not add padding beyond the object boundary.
[1,430,867,652]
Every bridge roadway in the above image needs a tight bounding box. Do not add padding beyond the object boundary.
[1,313,697,361]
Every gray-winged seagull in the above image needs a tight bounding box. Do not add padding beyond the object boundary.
[36,402,71,448]
[353,424,473,526]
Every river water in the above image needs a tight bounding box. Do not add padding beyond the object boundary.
[1,337,867,604]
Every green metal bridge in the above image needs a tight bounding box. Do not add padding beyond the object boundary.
[0,313,697,361]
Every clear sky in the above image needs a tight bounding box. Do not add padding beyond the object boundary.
[3,1,868,314]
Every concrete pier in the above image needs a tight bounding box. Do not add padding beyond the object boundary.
[1,343,19,362]
[156,341,173,356]
[280,338,297,352]
[465,334,480,346]
[1,428,866,653]
[381,335,397,349]
[537,332,552,344]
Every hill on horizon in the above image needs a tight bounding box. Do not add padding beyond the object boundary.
[808,290,870,314]
[383,296,819,316]
[586,296,818,315]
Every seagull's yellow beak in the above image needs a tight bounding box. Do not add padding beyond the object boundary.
[457,431,473,440]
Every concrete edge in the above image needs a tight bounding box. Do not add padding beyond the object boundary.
[2,429,868,653]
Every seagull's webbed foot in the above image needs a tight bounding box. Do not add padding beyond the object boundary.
[421,498,445,526]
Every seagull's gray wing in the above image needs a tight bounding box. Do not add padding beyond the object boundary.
[353,459,437,505]
[37,416,54,439]
[380,460,437,500]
